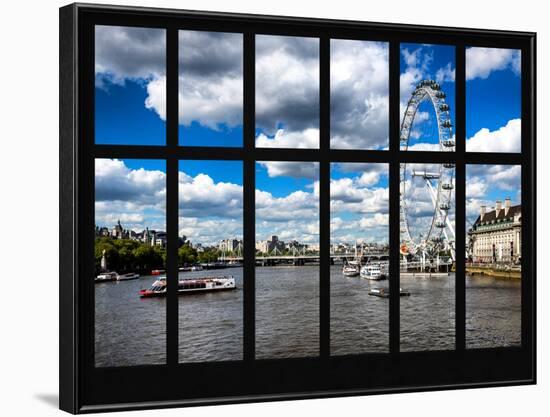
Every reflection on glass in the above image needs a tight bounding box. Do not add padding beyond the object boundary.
[330,163,389,355]
[400,43,455,152]
[466,164,521,348]
[178,160,243,362]
[466,48,521,153]
[95,26,166,145]
[255,161,319,358]
[255,35,319,149]
[179,31,243,147]
[94,159,166,366]
[400,162,455,351]
[330,40,389,150]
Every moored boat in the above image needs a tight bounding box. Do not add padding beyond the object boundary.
[95,271,118,283]
[151,269,166,275]
[342,264,360,277]
[117,272,140,281]
[360,264,386,280]
[368,288,411,298]
[140,275,236,298]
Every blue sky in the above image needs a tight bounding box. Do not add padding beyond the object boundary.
[466,164,521,229]
[465,47,521,152]
[93,27,522,246]
[330,163,388,244]
[400,43,455,151]
[255,162,319,244]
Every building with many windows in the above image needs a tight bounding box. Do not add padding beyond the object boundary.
[255,235,285,254]
[468,198,521,264]
[219,238,243,254]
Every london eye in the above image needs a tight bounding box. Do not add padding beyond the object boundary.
[400,79,456,262]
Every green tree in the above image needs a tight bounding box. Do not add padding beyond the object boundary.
[178,245,198,266]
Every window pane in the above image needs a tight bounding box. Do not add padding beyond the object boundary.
[330,40,389,150]
[94,159,166,366]
[178,160,243,362]
[400,162,455,351]
[466,48,521,153]
[255,161,319,358]
[400,43,455,152]
[95,26,166,145]
[179,31,243,147]
[466,164,521,348]
[255,35,319,148]
[330,163,389,355]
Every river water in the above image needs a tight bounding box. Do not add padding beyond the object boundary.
[95,266,521,367]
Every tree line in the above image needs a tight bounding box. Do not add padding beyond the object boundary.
[95,237,222,274]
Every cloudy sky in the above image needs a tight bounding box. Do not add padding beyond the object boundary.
[401,163,455,244]
[94,27,522,246]
[400,43,456,151]
[466,164,521,230]
[255,35,319,149]
[331,40,389,150]
[331,163,388,244]
[466,47,521,152]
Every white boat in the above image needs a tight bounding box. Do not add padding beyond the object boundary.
[95,271,118,283]
[191,265,203,271]
[360,264,386,280]
[117,272,140,281]
[342,264,360,277]
[140,276,236,298]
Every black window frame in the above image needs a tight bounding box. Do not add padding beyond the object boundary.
[60,3,536,413]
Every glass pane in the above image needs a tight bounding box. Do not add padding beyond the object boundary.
[400,43,455,152]
[94,158,166,366]
[179,31,243,147]
[255,161,319,358]
[178,160,243,362]
[95,26,166,145]
[400,162,456,351]
[330,163,389,355]
[466,48,521,153]
[255,35,319,148]
[466,164,521,348]
[330,40,389,150]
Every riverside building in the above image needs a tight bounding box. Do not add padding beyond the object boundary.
[468,198,521,264]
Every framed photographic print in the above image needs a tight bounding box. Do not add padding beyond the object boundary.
[59,3,536,413]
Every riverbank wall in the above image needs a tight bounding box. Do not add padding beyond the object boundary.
[466,265,521,280]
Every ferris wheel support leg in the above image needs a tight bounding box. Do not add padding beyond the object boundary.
[425,178,456,261]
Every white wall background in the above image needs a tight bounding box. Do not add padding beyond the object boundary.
[0,0,546,415]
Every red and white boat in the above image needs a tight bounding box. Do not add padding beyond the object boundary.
[139,276,236,298]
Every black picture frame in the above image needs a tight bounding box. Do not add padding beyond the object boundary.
[59,3,536,413]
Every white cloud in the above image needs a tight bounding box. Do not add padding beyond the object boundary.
[95,26,165,85]
[96,28,244,136]
[258,161,319,180]
[255,187,319,243]
[466,118,521,153]
[330,40,389,149]
[465,164,521,226]
[399,45,454,150]
[179,173,243,218]
[329,167,389,244]
[466,47,521,80]
[256,128,318,149]
[436,62,455,83]
[359,213,389,228]
[255,35,319,139]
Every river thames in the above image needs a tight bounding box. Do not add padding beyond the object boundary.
[95,266,521,367]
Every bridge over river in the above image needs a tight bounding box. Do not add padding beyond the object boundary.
[219,253,389,266]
